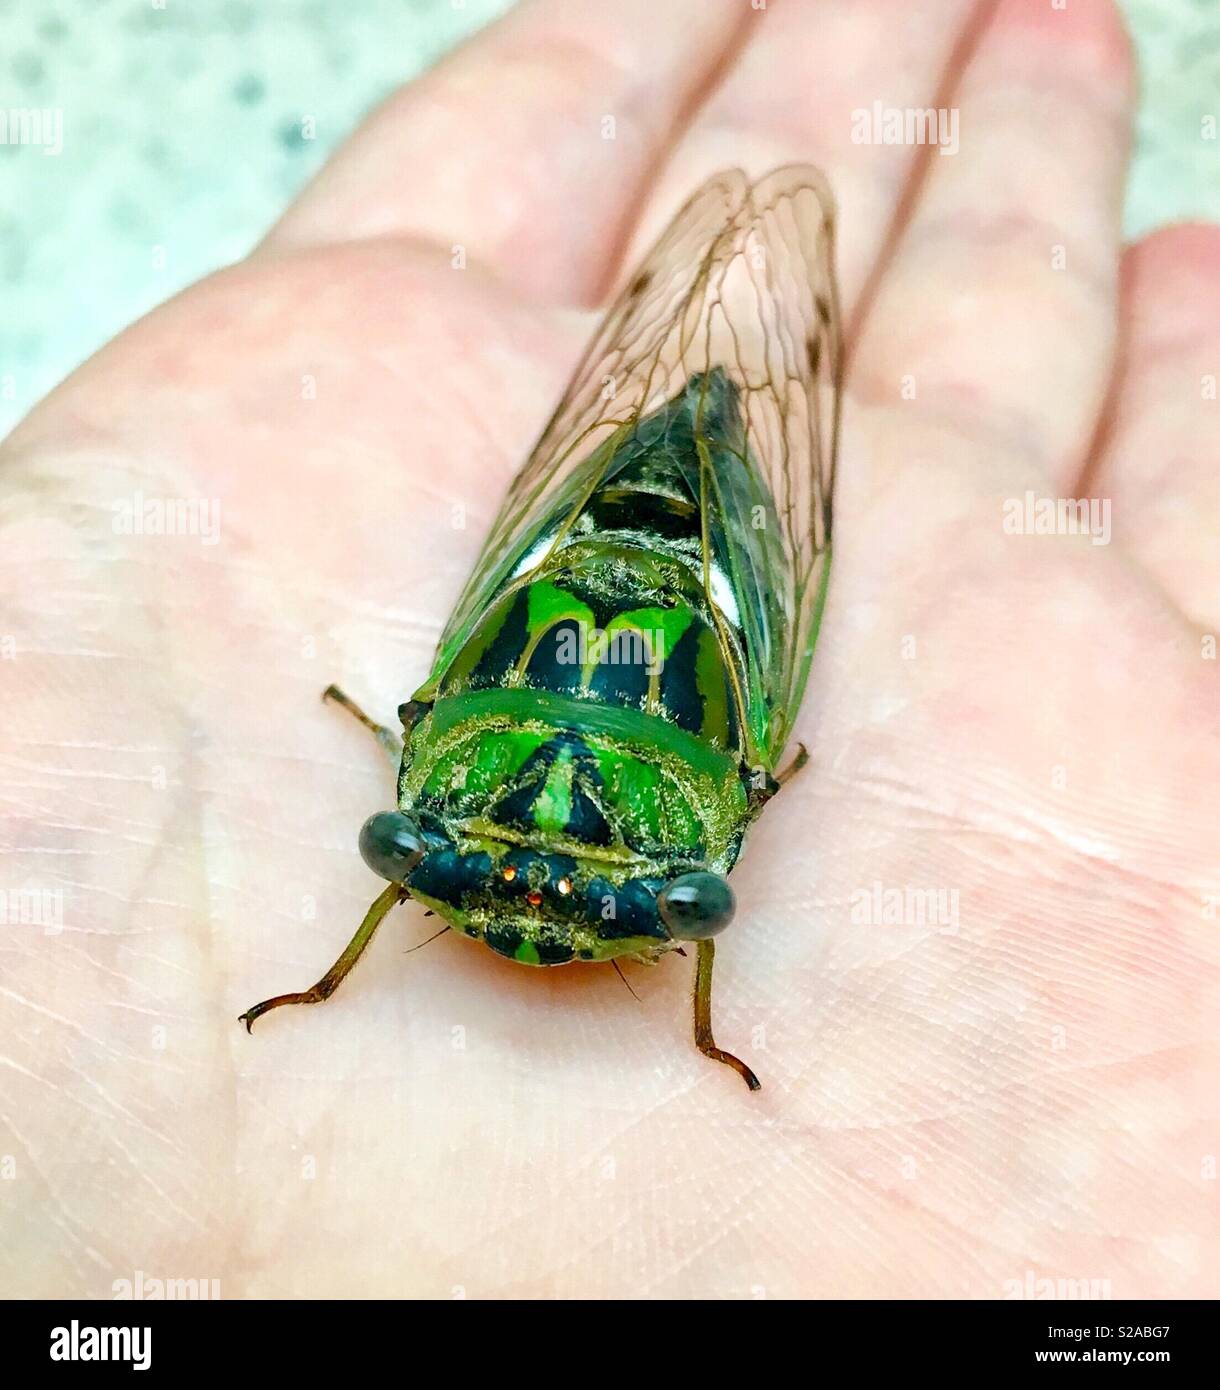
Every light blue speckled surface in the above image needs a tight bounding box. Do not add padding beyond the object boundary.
[0,0,1216,440]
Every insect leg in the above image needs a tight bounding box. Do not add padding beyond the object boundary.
[774,742,809,789]
[323,684,402,761]
[693,939,761,1091]
[239,882,406,1032]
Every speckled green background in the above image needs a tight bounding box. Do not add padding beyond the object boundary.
[1,0,1216,440]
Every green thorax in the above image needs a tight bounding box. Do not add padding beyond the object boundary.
[397,374,758,965]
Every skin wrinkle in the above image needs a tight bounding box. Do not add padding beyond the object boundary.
[7,1172,111,1283]
[890,209,1121,306]
[820,761,1123,874]
[841,0,1001,345]
[264,0,747,305]
[581,15,752,307]
[0,985,124,1056]
[0,1060,159,1144]
[850,9,1132,476]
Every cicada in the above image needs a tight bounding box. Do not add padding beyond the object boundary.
[241,166,841,1089]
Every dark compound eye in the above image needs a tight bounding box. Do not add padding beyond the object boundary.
[358,811,426,883]
[657,871,735,940]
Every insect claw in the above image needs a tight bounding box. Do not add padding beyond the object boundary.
[236,1006,269,1039]
[238,883,404,1036]
[775,742,810,789]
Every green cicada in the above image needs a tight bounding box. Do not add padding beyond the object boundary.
[241,166,841,1090]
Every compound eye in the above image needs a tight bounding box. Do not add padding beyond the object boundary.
[359,811,426,882]
[657,871,735,940]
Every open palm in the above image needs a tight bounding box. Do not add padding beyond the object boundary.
[3,0,1217,1298]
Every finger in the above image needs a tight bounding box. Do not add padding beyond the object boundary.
[262,0,746,305]
[853,0,1134,480]
[1088,224,1220,628]
[618,0,989,312]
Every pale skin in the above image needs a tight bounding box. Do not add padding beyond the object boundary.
[2,0,1217,1298]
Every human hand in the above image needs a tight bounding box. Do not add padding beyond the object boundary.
[3,0,1216,1298]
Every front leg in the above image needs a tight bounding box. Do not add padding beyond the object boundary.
[323,684,402,763]
[240,882,407,1031]
[774,741,809,788]
[693,939,761,1091]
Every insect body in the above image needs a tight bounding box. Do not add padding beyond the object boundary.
[241,166,842,1090]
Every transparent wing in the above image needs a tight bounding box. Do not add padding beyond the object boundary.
[421,166,841,767]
